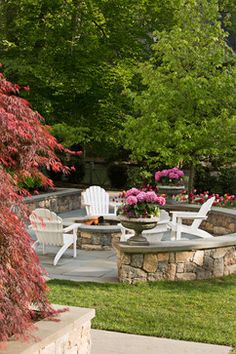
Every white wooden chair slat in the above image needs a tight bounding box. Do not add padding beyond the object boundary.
[82,185,115,216]
[29,208,80,265]
[169,197,215,240]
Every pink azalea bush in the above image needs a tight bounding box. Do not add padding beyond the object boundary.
[175,190,236,208]
[117,188,166,218]
[155,167,184,185]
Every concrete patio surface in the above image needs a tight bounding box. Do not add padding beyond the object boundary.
[38,247,118,283]
[91,330,232,354]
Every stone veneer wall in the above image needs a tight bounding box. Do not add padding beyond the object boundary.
[25,188,82,213]
[202,212,236,235]
[3,305,95,354]
[79,230,121,250]
[115,236,236,283]
[165,204,236,235]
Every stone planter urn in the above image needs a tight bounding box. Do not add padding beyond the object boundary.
[157,185,185,204]
[118,216,159,246]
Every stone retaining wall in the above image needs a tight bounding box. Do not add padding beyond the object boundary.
[3,305,95,354]
[25,188,82,213]
[115,235,236,283]
[165,204,236,235]
[202,212,236,235]
[79,230,121,250]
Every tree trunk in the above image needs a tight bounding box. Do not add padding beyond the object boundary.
[188,163,195,203]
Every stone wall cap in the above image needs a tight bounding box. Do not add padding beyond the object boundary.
[63,216,121,233]
[24,188,82,203]
[164,203,236,217]
[115,234,236,254]
[4,304,95,354]
[79,223,121,233]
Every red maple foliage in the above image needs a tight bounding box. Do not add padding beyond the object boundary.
[0,71,80,344]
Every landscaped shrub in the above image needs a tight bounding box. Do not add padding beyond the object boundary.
[217,169,236,195]
[0,69,80,344]
[194,166,236,195]
[18,175,44,192]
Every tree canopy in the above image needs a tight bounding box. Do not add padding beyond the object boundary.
[123,0,236,171]
[0,0,176,158]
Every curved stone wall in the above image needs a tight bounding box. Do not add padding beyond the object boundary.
[115,235,236,283]
[25,188,82,213]
[164,204,236,235]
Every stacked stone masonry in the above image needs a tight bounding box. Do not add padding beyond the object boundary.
[165,204,236,235]
[78,231,121,250]
[25,188,82,213]
[39,320,92,354]
[3,306,95,354]
[116,246,236,283]
[202,212,236,235]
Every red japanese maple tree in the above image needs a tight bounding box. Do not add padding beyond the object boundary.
[0,70,80,344]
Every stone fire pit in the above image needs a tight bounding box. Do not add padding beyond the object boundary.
[63,216,122,251]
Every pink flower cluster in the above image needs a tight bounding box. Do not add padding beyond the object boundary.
[155,167,184,183]
[125,188,166,206]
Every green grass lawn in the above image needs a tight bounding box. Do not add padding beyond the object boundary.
[47,275,236,350]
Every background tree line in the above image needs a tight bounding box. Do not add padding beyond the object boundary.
[0,0,235,191]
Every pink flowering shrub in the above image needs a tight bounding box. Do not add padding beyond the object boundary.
[175,191,236,208]
[117,188,166,218]
[155,167,184,185]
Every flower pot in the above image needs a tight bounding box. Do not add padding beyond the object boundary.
[157,185,185,204]
[118,216,159,245]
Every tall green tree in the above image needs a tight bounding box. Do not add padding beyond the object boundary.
[123,0,236,191]
[0,0,175,158]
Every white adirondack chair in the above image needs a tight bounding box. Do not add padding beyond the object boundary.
[118,223,135,242]
[29,208,80,266]
[169,196,215,240]
[118,210,170,242]
[82,186,117,217]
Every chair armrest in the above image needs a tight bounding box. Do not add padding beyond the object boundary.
[176,215,206,220]
[158,219,170,225]
[170,211,199,218]
[82,202,91,207]
[63,223,80,233]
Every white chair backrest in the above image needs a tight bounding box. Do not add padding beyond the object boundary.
[29,208,64,246]
[191,196,215,229]
[83,186,109,216]
[159,209,170,223]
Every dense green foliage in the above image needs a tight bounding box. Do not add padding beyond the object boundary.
[194,167,236,194]
[48,276,236,349]
[123,0,236,170]
[0,0,235,170]
[0,0,175,158]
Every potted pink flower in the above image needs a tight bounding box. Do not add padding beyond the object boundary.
[155,167,184,186]
[154,167,185,203]
[117,188,166,245]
